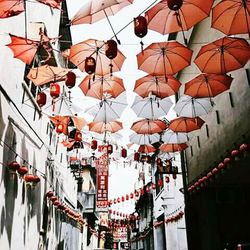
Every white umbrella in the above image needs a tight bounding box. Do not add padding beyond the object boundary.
[131,95,173,119]
[158,152,176,160]
[173,95,214,117]
[129,133,160,145]
[86,93,127,122]
[162,130,193,144]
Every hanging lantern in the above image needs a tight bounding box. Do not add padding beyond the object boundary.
[50,196,57,202]
[134,152,140,161]
[156,158,162,165]
[212,167,218,175]
[107,144,113,154]
[105,40,118,60]
[146,186,150,193]
[91,139,97,150]
[218,162,225,170]
[130,192,134,199]
[74,130,82,142]
[167,0,183,11]
[85,56,96,75]
[134,16,148,38]
[239,143,250,152]
[135,191,139,197]
[140,188,144,195]
[224,157,232,165]
[56,123,64,134]
[121,148,127,158]
[207,172,213,179]
[151,183,156,189]
[17,166,28,175]
[126,194,129,200]
[50,83,60,99]
[172,173,177,179]
[117,197,121,203]
[8,161,20,172]
[165,176,170,183]
[36,92,47,107]
[53,200,60,207]
[158,179,163,187]
[46,191,54,198]
[113,198,117,204]
[24,174,40,184]
[121,196,125,202]
[65,71,76,89]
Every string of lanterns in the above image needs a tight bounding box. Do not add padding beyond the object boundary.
[129,227,152,243]
[188,143,250,193]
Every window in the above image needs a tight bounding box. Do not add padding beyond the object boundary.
[215,110,220,124]
[190,145,193,157]
[205,124,209,138]
[197,136,200,148]
[228,92,234,107]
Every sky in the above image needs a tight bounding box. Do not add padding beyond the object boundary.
[66,0,177,213]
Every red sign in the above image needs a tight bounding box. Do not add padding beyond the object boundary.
[96,153,109,210]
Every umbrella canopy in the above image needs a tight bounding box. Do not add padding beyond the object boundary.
[146,0,214,35]
[79,74,125,99]
[69,39,126,75]
[49,115,70,135]
[134,74,181,99]
[131,95,173,119]
[86,93,127,122]
[0,0,24,18]
[88,120,123,133]
[37,0,62,9]
[159,143,188,152]
[137,41,193,75]
[184,73,233,98]
[27,65,71,86]
[173,95,214,117]
[168,117,205,132]
[71,0,133,25]
[212,0,250,37]
[194,36,250,74]
[131,119,167,134]
[129,133,160,145]
[158,151,176,160]
[138,144,156,154]
[162,130,192,144]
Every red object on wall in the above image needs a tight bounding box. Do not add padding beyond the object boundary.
[36,92,47,107]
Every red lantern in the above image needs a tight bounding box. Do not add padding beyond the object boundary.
[158,179,163,187]
[105,40,118,59]
[121,148,127,158]
[207,172,213,179]
[172,173,177,180]
[223,157,232,165]
[121,196,125,202]
[140,188,144,195]
[151,183,156,189]
[50,196,57,202]
[107,144,113,154]
[130,192,134,199]
[218,162,225,170]
[91,140,97,150]
[165,176,170,183]
[212,167,218,175]
[24,174,40,183]
[8,161,20,172]
[36,92,47,107]
[156,158,162,165]
[56,124,64,134]
[114,198,117,204]
[231,149,240,157]
[134,152,140,161]
[167,0,183,11]
[134,16,148,38]
[74,131,82,142]
[85,56,96,74]
[126,194,129,200]
[117,197,121,203]
[239,143,250,152]
[17,166,28,175]
[50,83,60,99]
[53,200,60,206]
[65,71,76,89]
[46,191,54,198]
[146,186,150,193]
[135,191,139,197]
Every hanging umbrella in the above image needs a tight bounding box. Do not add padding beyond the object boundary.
[79,74,125,99]
[131,119,167,134]
[138,144,156,154]
[49,115,70,135]
[90,131,123,144]
[146,0,214,43]
[27,65,71,86]
[88,120,123,133]
[86,93,127,122]
[162,130,193,144]
[184,73,233,98]
[131,95,173,119]
[0,0,24,18]
[69,39,126,75]
[173,95,214,117]
[137,41,193,76]
[71,0,133,25]
[158,151,176,160]
[37,0,62,9]
[212,0,250,37]
[168,117,205,132]
[159,143,188,152]
[134,74,181,99]
[194,36,250,74]
[129,133,160,145]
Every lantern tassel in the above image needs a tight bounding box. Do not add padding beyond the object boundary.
[109,62,113,76]
[88,77,91,89]
[52,98,55,113]
[68,90,71,102]
[140,40,144,54]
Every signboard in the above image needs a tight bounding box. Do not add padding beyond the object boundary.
[95,153,109,211]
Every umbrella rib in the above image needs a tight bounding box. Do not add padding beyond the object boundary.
[199,50,218,72]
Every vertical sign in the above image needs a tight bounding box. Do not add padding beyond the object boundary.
[96,153,109,211]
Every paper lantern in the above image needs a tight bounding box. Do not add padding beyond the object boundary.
[85,56,96,74]
[65,71,76,88]
[134,152,140,161]
[74,131,82,142]
[46,191,54,198]
[36,92,47,107]
[91,140,97,150]
[50,83,60,99]
[8,161,20,172]
[134,16,148,38]
[126,194,129,200]
[17,166,28,175]
[105,40,118,59]
[223,157,232,165]
[56,124,64,134]
[121,196,125,202]
[151,183,156,189]
[158,179,163,187]
[167,0,183,10]
[130,192,134,199]
[121,148,127,158]
[24,174,40,183]
[107,144,113,154]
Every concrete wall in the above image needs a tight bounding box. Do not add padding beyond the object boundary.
[0,2,81,250]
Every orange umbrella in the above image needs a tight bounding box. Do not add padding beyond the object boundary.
[71,0,133,25]
[0,0,24,18]
[138,144,156,154]
[212,0,250,37]
[159,143,188,152]
[184,74,233,98]
[37,0,62,9]
[169,117,204,132]
[88,120,123,133]
[27,65,71,86]
[79,74,125,99]
[137,41,192,76]
[131,119,167,134]
[134,75,181,99]
[194,36,250,74]
[69,39,126,75]
[49,116,70,135]
[146,0,213,43]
